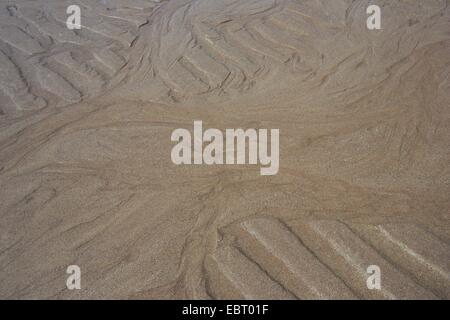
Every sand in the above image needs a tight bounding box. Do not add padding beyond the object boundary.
[0,0,449,299]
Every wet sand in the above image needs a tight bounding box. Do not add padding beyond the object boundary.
[0,0,449,299]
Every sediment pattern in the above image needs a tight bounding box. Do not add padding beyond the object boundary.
[0,0,449,299]
[0,0,162,115]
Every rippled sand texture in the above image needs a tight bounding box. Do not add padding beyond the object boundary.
[0,0,449,299]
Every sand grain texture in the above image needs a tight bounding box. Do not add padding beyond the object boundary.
[0,0,449,299]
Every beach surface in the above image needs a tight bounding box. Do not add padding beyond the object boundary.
[0,0,449,299]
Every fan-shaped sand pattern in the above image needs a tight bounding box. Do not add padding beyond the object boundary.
[0,0,449,299]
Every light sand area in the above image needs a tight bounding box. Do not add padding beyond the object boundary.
[0,0,449,299]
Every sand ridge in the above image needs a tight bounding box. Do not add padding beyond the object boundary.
[0,0,449,299]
